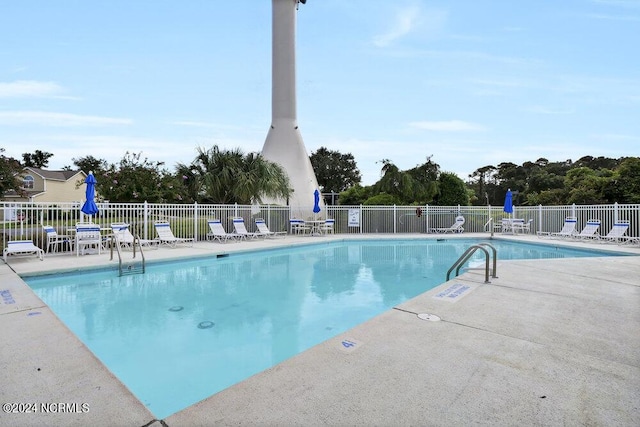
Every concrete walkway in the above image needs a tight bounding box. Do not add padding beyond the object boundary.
[1,234,638,426]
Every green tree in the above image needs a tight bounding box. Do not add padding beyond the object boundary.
[68,156,109,175]
[606,157,640,203]
[573,155,620,171]
[526,189,567,206]
[363,193,399,205]
[99,152,182,203]
[405,156,440,204]
[495,162,527,204]
[22,150,54,168]
[310,147,361,193]
[468,165,498,206]
[338,185,371,205]
[564,167,611,204]
[433,172,469,206]
[176,146,291,204]
[374,159,414,203]
[0,148,24,198]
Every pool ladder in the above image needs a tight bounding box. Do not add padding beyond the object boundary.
[110,235,146,276]
[446,243,497,283]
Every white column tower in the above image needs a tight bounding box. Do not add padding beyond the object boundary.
[261,0,323,218]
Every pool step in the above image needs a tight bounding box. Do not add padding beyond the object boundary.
[110,234,147,276]
[119,261,145,276]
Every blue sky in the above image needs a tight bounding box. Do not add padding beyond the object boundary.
[1,0,639,186]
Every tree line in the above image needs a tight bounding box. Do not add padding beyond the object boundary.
[1,146,638,206]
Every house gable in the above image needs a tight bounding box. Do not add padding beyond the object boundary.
[3,168,88,203]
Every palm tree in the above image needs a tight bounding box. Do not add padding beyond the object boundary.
[176,146,292,204]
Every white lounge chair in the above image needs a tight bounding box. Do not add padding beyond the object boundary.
[598,220,630,243]
[231,217,261,240]
[430,215,465,234]
[537,216,577,239]
[574,219,601,240]
[255,218,286,238]
[3,240,44,262]
[75,223,102,256]
[154,221,194,247]
[111,223,159,249]
[207,219,237,243]
[42,225,73,253]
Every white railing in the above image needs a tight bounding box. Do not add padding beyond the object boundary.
[1,201,639,250]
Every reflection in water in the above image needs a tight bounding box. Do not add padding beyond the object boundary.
[26,238,616,419]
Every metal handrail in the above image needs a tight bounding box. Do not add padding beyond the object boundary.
[110,234,146,276]
[485,217,494,237]
[476,243,497,278]
[446,243,497,284]
[109,235,122,268]
[132,235,146,274]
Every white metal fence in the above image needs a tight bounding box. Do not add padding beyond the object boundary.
[2,201,639,250]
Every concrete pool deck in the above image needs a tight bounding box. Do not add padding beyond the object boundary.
[1,233,638,426]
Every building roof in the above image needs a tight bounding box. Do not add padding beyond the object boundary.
[2,168,86,200]
[23,167,84,181]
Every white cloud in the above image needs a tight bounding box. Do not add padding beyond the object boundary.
[4,134,182,170]
[589,133,640,141]
[0,80,64,98]
[587,13,640,21]
[524,106,575,115]
[170,120,218,128]
[408,120,487,132]
[372,5,423,47]
[590,0,640,8]
[0,111,132,127]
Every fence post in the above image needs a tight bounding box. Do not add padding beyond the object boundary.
[488,205,493,236]
[393,205,397,234]
[144,201,149,240]
[194,201,199,242]
[538,204,543,234]
[425,205,429,234]
[614,202,619,223]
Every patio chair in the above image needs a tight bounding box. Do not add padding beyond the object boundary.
[154,221,194,247]
[511,219,533,234]
[498,218,512,233]
[207,219,237,243]
[430,215,465,234]
[537,216,577,239]
[231,217,262,240]
[318,218,335,234]
[3,240,44,263]
[42,225,73,253]
[255,218,286,238]
[289,218,311,235]
[598,220,630,244]
[574,219,601,240]
[111,223,159,249]
[75,223,102,256]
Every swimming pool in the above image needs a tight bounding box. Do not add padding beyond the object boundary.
[25,238,626,418]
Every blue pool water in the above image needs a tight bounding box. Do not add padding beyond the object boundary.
[25,238,625,418]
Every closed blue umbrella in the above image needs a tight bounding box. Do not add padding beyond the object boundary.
[81,172,99,218]
[503,189,513,214]
[313,189,321,215]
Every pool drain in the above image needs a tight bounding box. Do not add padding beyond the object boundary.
[417,313,441,322]
[198,321,215,329]
[168,306,184,312]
